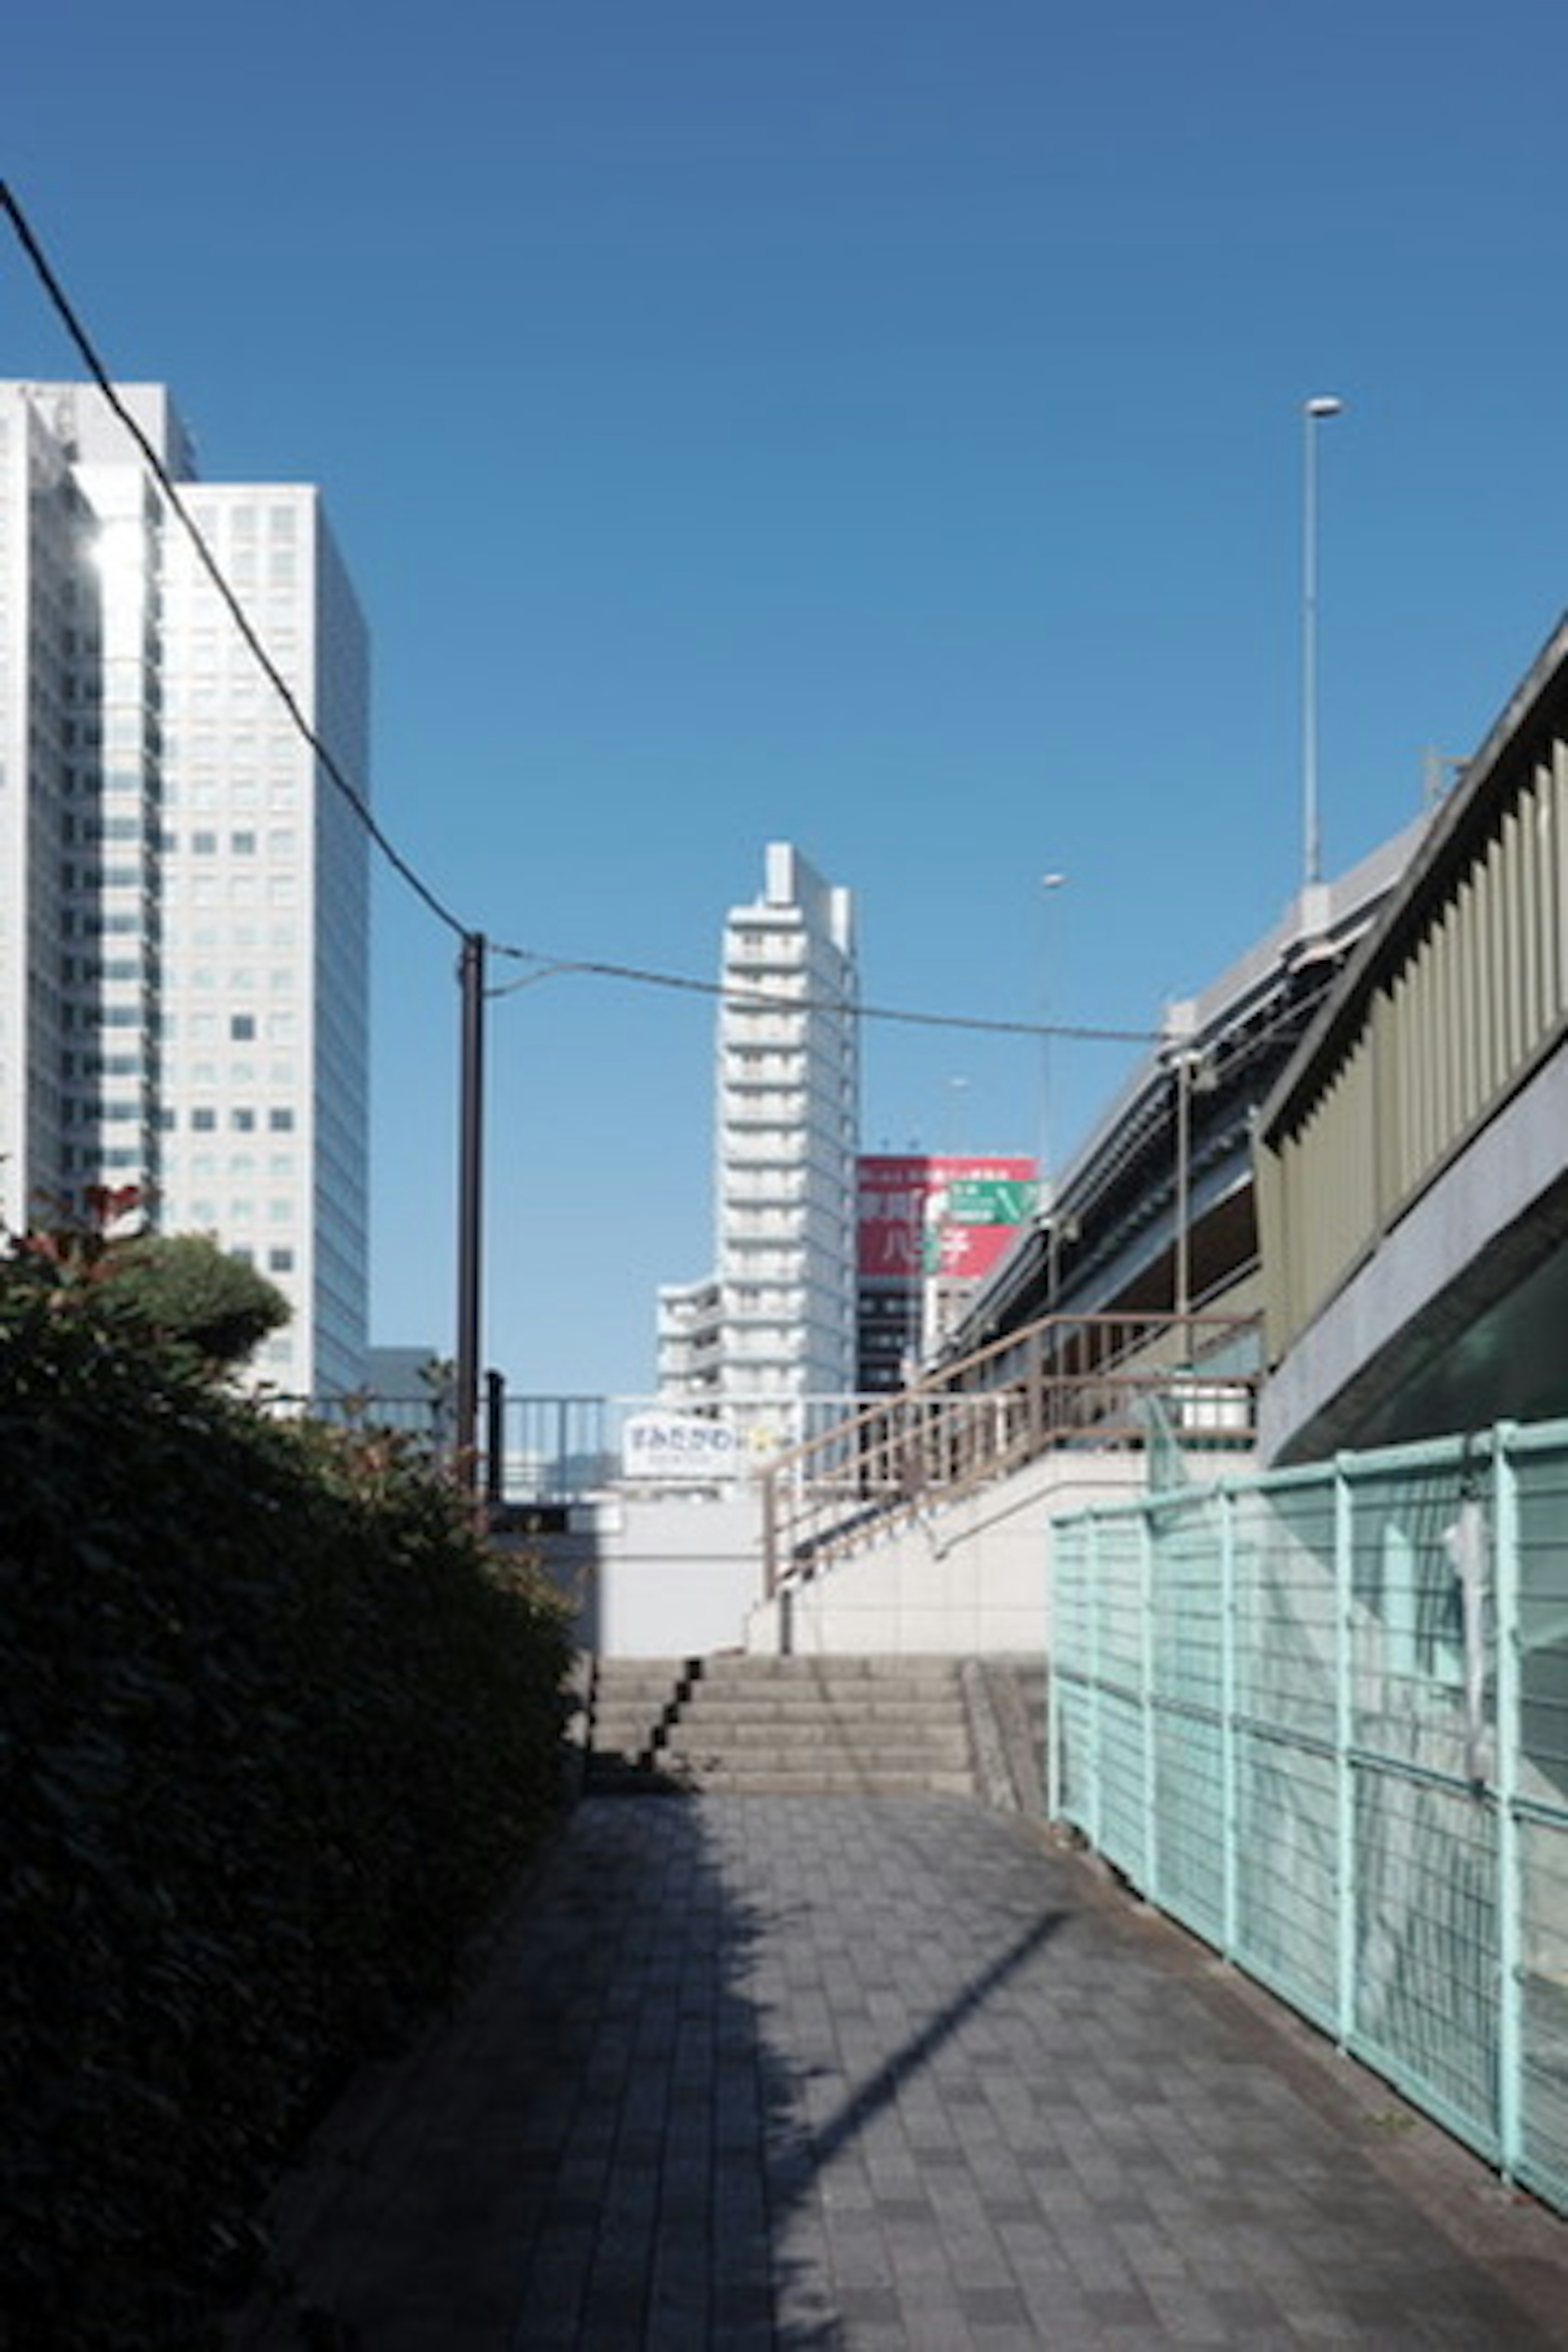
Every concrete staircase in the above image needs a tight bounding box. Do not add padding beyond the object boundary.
[584,1654,980,1797]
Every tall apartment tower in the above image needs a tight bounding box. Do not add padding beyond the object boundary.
[659,843,859,1421]
[0,381,369,1394]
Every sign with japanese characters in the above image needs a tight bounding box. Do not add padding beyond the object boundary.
[858,1154,1037,1278]
[621,1412,743,1479]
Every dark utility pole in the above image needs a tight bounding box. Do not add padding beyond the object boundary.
[455,931,486,1492]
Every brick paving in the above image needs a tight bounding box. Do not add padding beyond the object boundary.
[232,1796,1568,2348]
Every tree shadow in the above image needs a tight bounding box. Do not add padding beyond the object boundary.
[230,1797,1068,2348]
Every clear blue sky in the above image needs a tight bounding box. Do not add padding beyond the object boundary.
[7,3,1568,1396]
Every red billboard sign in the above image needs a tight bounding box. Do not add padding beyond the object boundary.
[857,1154,1037,1278]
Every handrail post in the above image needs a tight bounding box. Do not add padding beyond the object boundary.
[484,1368,505,1511]
[762,1468,779,1602]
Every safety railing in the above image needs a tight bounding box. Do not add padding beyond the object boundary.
[496,1391,871,1501]
[760,1309,1260,1598]
[1051,1419,1568,2217]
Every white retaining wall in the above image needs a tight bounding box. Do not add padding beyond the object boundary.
[745,1452,1156,1657]
[536,1492,766,1659]
[535,1450,1252,1659]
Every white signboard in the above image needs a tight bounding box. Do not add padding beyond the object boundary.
[621,1412,743,1480]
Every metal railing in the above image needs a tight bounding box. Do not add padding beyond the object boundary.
[258,1390,450,1447]
[268,1388,892,1504]
[760,1310,1260,1598]
[1051,1419,1568,2216]
[494,1391,872,1502]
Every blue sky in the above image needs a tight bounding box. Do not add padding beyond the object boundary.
[7,3,1568,1395]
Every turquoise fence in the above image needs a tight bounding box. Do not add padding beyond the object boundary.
[1049,1420,1568,2214]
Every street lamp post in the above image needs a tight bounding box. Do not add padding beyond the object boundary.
[1039,872,1067,1305]
[1301,395,1344,891]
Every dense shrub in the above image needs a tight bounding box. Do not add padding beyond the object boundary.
[0,1282,572,2348]
[3,1192,291,1372]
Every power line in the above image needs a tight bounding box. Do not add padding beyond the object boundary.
[487,940,1163,1044]
[0,180,468,943]
[1,180,1163,1059]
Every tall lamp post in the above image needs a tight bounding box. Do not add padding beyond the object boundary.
[1301,395,1344,890]
[1039,872,1067,1303]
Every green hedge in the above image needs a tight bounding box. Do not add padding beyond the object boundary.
[0,1286,573,2348]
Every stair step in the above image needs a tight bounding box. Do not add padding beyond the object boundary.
[590,1656,964,1684]
[591,1724,969,1752]
[587,1765,978,1798]
[595,1712,968,1750]
[595,1693,973,1712]
[582,1653,1003,1802]
[694,1658,963,1683]
[658,1740,973,1768]
[661,1719,972,1751]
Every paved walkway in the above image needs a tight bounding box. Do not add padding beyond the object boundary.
[234,1797,1568,2348]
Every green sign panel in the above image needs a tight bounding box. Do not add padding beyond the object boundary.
[940,1178,1038,1226]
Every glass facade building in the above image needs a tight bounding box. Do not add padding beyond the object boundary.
[0,381,369,1395]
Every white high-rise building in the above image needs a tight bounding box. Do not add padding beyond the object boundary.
[659,842,859,1415]
[0,381,369,1394]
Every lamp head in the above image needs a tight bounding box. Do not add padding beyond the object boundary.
[1305,395,1344,418]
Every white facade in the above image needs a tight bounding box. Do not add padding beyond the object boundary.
[0,382,369,1394]
[659,842,859,1408]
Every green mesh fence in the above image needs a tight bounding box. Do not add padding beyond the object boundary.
[1049,1420,1568,2215]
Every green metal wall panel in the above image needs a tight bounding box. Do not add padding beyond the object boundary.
[1234,1733,1339,2029]
[1152,1710,1227,1947]
[1352,1767,1501,2155]
[1519,1814,1568,2208]
[1048,1419,1568,2216]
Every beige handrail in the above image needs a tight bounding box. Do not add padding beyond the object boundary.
[760,1308,1259,1597]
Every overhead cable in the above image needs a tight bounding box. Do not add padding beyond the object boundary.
[487,942,1162,1043]
[0,180,469,942]
[0,180,1164,1056]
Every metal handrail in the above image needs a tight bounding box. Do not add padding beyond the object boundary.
[760,1309,1260,1597]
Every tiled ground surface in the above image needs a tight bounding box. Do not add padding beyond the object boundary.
[231,1796,1568,2348]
